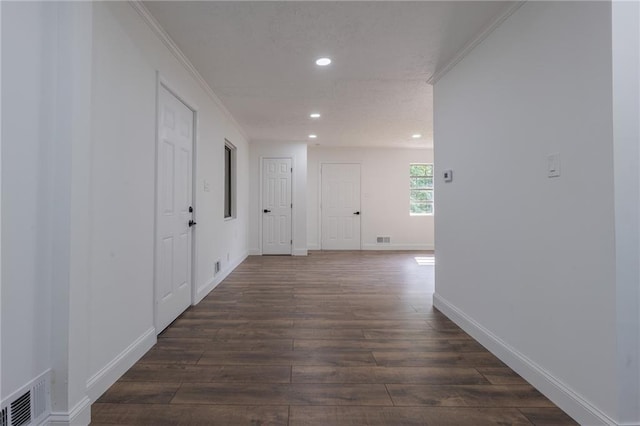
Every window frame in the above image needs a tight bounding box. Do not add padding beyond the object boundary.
[409,163,434,216]
[224,140,237,219]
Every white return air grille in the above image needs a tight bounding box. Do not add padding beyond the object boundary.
[10,392,30,426]
[376,236,391,244]
[1,372,49,426]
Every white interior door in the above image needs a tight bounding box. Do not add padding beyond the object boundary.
[262,158,292,255]
[155,85,194,333]
[321,163,361,250]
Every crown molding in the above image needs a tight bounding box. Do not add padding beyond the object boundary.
[128,1,250,142]
[427,1,526,85]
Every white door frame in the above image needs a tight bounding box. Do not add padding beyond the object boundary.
[319,162,362,250]
[153,73,199,333]
[259,156,294,255]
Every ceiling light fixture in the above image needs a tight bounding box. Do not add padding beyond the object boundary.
[308,134,318,139]
[315,57,332,66]
[310,113,321,118]
[412,134,422,139]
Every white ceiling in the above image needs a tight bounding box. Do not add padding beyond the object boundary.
[144,1,514,148]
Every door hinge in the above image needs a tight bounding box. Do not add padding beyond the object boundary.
[291,167,293,173]
[290,240,292,244]
[291,203,293,209]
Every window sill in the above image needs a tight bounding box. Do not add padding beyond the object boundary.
[410,213,434,217]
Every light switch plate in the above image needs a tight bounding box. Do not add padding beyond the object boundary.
[443,169,453,182]
[547,153,560,178]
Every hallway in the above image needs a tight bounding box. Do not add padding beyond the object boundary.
[91,252,575,425]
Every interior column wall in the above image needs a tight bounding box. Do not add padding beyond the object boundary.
[433,2,618,423]
[1,0,56,403]
[612,0,640,423]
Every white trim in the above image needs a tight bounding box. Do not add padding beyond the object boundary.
[362,243,435,251]
[224,139,238,220]
[427,1,526,85]
[194,251,249,304]
[248,248,261,256]
[127,1,249,142]
[46,396,91,426]
[307,243,320,251]
[433,293,617,426]
[292,248,308,256]
[86,327,156,402]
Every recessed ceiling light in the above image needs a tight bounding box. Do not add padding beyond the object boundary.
[310,113,321,118]
[412,134,422,139]
[315,57,332,66]
[308,134,318,139]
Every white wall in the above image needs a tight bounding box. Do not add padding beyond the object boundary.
[86,1,250,400]
[612,1,640,423]
[308,147,434,250]
[433,2,624,424]
[2,2,251,421]
[1,0,55,401]
[249,142,307,256]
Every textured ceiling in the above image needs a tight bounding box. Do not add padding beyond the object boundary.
[144,1,513,148]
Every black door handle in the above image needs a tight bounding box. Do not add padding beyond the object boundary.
[188,220,197,227]
[353,211,360,215]
[263,209,271,213]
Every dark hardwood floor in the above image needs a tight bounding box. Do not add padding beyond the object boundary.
[91,251,576,425]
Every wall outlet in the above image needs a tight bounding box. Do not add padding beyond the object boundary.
[443,169,453,182]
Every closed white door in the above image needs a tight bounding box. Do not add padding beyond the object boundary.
[155,85,194,333]
[321,163,361,250]
[262,158,292,255]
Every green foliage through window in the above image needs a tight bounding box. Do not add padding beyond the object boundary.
[410,163,433,215]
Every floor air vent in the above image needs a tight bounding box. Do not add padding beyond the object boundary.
[376,236,391,244]
[9,391,30,426]
[1,372,50,426]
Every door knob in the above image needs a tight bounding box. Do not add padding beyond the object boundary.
[188,220,197,227]
[353,211,360,215]
[263,209,271,213]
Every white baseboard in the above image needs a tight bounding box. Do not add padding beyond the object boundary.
[46,396,91,426]
[307,243,320,250]
[86,327,156,402]
[433,293,617,426]
[293,248,308,256]
[195,251,248,303]
[362,243,434,251]
[248,248,261,256]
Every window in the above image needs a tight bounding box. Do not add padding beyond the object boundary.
[224,141,236,219]
[410,163,434,215]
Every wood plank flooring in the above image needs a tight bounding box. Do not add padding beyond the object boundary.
[91,251,576,425]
